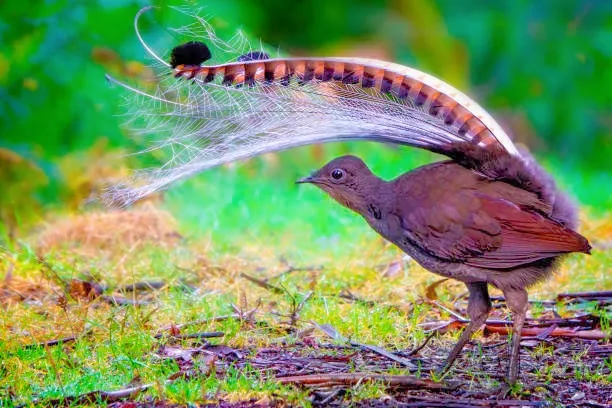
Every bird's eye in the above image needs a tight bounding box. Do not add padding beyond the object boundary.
[331,169,345,180]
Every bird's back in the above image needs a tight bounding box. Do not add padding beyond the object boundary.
[384,161,590,271]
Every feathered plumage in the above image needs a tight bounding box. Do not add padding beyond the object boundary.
[106,6,525,207]
[105,7,592,386]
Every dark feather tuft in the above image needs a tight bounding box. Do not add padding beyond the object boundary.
[169,41,212,68]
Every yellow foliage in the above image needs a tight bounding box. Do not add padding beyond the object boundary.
[0,148,48,236]
[0,53,9,84]
[22,77,38,91]
[56,138,130,209]
[393,0,469,89]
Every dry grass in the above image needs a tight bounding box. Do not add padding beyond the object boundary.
[581,209,612,246]
[0,205,610,406]
[36,205,181,258]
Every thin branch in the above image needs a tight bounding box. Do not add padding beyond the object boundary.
[116,281,166,292]
[430,301,469,322]
[557,291,612,301]
[312,321,417,369]
[154,331,224,340]
[101,295,150,306]
[404,331,437,356]
[240,272,284,294]
[22,328,92,350]
[276,372,454,391]
[268,264,323,281]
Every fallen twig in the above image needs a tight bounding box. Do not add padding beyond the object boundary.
[337,289,378,307]
[529,324,558,340]
[101,295,150,306]
[523,315,598,328]
[268,263,323,281]
[21,328,93,350]
[379,395,545,407]
[490,295,557,307]
[24,335,79,349]
[356,343,418,369]
[557,290,612,302]
[587,344,612,355]
[23,335,78,350]
[34,383,152,405]
[276,372,453,390]
[240,272,284,294]
[420,316,606,340]
[431,301,469,322]
[419,320,456,332]
[312,321,417,369]
[116,280,166,292]
[154,331,225,340]
[422,313,598,328]
[311,388,345,405]
[403,331,438,356]
[484,325,608,340]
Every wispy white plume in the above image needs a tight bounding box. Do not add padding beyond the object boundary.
[105,7,518,207]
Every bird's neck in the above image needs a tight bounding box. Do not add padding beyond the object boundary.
[346,176,393,222]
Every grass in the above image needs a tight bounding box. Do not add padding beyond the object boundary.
[1,145,611,406]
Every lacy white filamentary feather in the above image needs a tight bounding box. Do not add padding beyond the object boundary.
[105,6,520,207]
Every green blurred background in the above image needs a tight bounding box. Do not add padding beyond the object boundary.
[1,0,610,251]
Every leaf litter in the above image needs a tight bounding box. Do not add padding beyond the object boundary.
[12,280,610,407]
[2,209,611,407]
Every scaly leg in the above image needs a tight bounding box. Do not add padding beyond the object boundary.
[438,281,491,376]
[502,287,528,384]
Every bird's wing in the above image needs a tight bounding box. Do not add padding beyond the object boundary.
[464,195,590,268]
[399,193,590,269]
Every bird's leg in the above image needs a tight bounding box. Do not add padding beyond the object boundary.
[502,287,528,385]
[437,281,491,376]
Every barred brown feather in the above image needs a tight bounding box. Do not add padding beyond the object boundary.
[173,58,517,158]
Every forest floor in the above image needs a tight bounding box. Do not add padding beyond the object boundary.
[1,204,611,407]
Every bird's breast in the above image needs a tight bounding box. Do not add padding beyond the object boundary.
[363,210,403,243]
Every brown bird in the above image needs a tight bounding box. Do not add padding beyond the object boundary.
[110,10,592,385]
[298,154,591,384]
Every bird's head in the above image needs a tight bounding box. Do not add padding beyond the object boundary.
[296,155,382,213]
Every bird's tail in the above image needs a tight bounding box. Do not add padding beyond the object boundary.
[106,7,568,224]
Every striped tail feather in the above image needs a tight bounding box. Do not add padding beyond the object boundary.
[105,7,522,207]
[173,57,519,156]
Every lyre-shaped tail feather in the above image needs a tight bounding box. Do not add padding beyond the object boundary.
[105,7,521,207]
